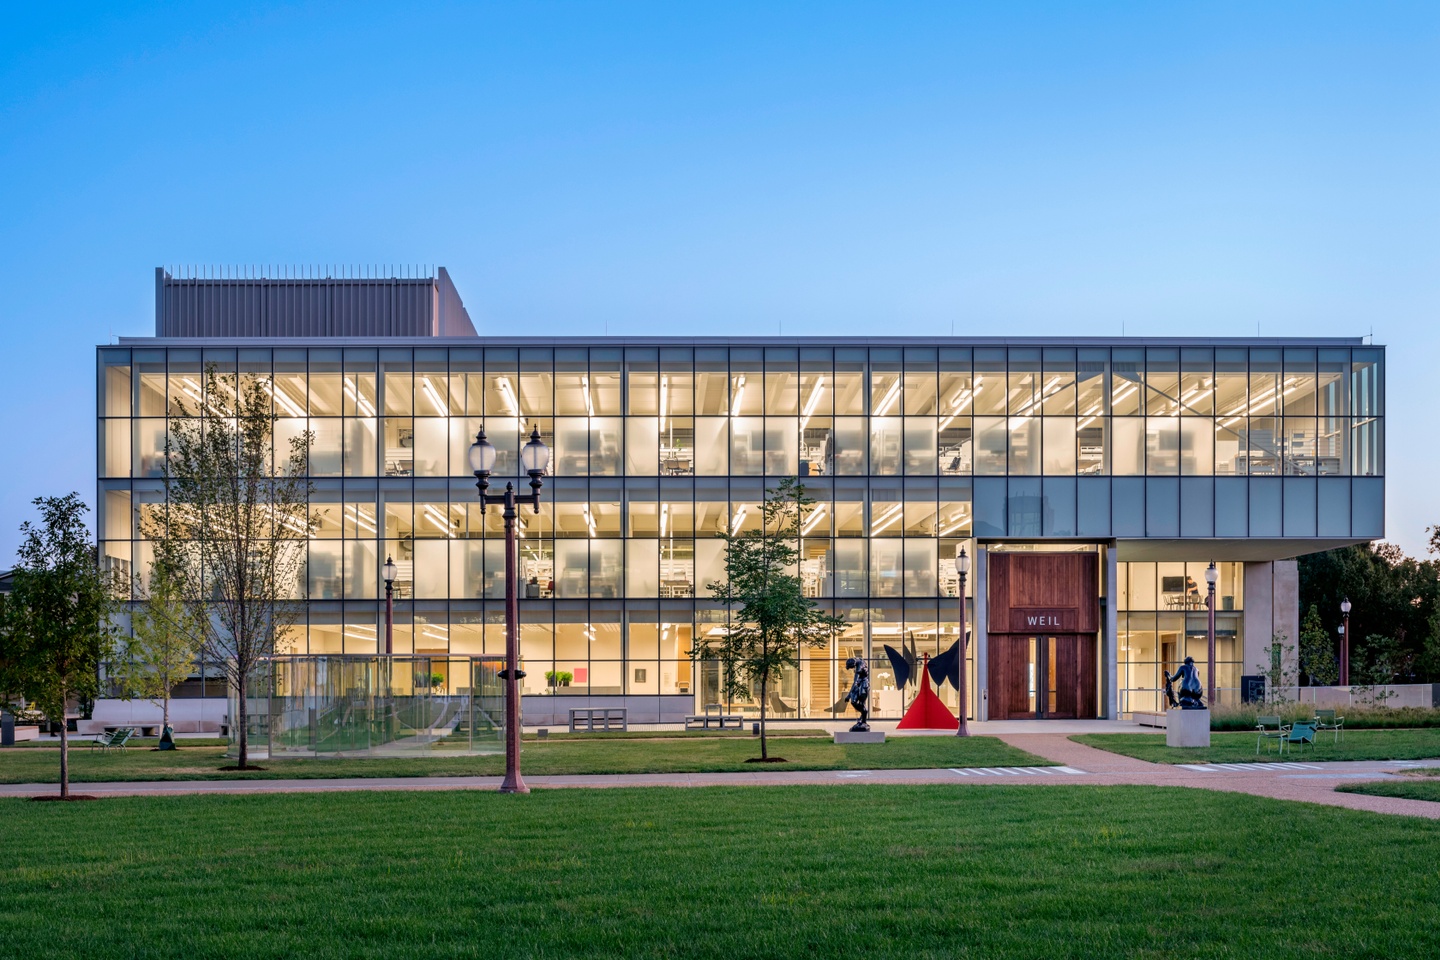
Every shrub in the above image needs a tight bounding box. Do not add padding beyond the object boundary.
[1209,704,1440,731]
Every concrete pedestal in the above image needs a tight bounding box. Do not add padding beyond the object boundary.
[1166,708,1211,748]
[833,730,886,744]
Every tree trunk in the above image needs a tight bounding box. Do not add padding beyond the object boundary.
[236,671,248,769]
[58,711,70,799]
[162,686,170,734]
[758,675,768,761]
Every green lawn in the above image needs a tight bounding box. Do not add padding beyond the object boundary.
[0,734,1044,784]
[1339,774,1440,803]
[1072,728,1440,764]
[2,785,1438,959]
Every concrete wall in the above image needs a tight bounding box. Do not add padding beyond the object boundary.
[519,695,694,727]
[1276,684,1438,709]
[1242,560,1301,678]
[80,697,229,734]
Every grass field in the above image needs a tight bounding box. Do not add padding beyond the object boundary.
[1339,771,1440,803]
[2,785,1438,959]
[0,734,1044,784]
[1072,728,1440,764]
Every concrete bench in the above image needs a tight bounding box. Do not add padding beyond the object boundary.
[684,713,746,731]
[568,708,628,733]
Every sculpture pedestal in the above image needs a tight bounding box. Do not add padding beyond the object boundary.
[834,730,886,744]
[1166,708,1211,748]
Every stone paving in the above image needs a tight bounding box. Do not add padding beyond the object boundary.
[4,733,1439,819]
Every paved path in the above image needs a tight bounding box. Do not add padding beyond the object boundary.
[993,733,1440,819]
[5,747,1439,819]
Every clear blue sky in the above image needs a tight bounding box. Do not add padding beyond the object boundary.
[0,2,1435,560]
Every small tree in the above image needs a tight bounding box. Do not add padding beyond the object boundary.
[1357,634,1408,706]
[1253,632,1298,705]
[144,365,313,769]
[115,556,205,737]
[1297,603,1338,686]
[698,478,847,761]
[0,494,119,798]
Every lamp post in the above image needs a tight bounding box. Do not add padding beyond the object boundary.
[1204,561,1218,707]
[469,424,550,795]
[955,547,971,737]
[1340,596,1352,685]
[383,556,397,656]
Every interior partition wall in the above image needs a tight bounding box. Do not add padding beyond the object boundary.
[99,341,1382,720]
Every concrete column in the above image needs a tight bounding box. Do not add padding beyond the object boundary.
[1243,560,1301,693]
[1243,561,1274,674]
[975,543,989,721]
[1103,543,1119,719]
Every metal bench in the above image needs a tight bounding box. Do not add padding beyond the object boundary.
[568,708,628,733]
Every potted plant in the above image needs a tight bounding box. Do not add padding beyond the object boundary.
[544,670,573,689]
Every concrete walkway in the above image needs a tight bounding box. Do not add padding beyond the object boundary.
[5,736,1439,819]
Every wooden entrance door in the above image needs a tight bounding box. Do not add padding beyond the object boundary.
[988,634,1097,720]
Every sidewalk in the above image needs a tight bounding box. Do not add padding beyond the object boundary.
[5,738,1439,819]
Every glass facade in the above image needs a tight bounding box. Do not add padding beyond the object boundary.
[97,341,1384,720]
[1115,561,1245,712]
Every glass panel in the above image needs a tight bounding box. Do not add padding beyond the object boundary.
[870,417,902,475]
[730,417,763,475]
[626,418,659,475]
[973,350,1007,415]
[1180,418,1214,475]
[1179,348,1214,416]
[1042,418,1076,475]
[1008,416,1040,476]
[973,417,1007,475]
[1145,349,1179,416]
[1146,417,1179,475]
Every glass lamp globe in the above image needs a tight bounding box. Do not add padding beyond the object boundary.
[383,556,397,584]
[468,429,497,476]
[1204,562,1218,586]
[954,548,971,577]
[520,425,551,475]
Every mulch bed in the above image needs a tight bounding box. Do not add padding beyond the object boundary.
[743,757,789,763]
[216,765,267,772]
[29,795,101,802]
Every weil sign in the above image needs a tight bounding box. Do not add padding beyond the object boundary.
[987,552,1100,636]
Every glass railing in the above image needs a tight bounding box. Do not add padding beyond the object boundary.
[228,654,504,759]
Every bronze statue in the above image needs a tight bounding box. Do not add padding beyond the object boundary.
[1164,656,1206,710]
[844,656,871,731]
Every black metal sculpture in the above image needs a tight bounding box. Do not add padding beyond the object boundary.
[1164,656,1206,710]
[927,639,962,691]
[844,656,871,731]
[883,641,915,691]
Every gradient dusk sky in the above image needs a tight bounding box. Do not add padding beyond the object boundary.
[0,2,1435,559]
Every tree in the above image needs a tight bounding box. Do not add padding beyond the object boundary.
[1252,632,1298,704]
[0,494,119,798]
[143,365,313,769]
[115,556,205,738]
[1297,603,1338,686]
[1299,543,1440,682]
[697,478,847,761]
[1356,633,1411,705]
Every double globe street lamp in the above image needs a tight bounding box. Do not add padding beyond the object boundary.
[1340,596,1352,685]
[954,548,971,737]
[469,424,551,795]
[383,555,397,656]
[1205,561,1218,707]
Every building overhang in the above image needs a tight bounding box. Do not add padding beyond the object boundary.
[1114,538,1371,562]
